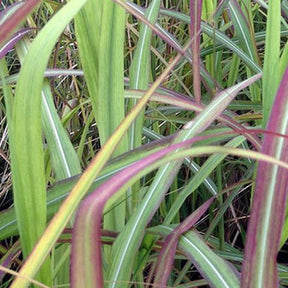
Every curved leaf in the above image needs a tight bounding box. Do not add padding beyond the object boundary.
[149,225,240,288]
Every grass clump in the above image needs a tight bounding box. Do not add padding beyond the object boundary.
[0,1,288,287]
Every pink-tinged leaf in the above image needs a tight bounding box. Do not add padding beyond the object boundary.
[190,0,203,104]
[71,136,202,288]
[228,0,260,65]
[0,2,24,25]
[149,225,240,288]
[152,87,262,150]
[0,0,41,45]
[241,66,288,287]
[0,241,21,282]
[0,28,35,59]
[71,74,261,287]
[153,197,215,286]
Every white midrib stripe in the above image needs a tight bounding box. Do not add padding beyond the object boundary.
[42,91,71,177]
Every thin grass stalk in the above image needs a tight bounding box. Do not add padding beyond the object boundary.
[201,0,216,78]
[127,0,161,213]
[190,0,202,105]
[262,0,281,126]
[128,0,160,150]
[164,136,246,224]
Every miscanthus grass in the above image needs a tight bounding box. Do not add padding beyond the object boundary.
[0,1,288,287]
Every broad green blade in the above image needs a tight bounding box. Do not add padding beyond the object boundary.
[75,0,128,232]
[16,38,81,180]
[98,0,128,232]
[41,81,81,179]
[8,0,89,287]
[74,0,101,139]
[10,27,193,288]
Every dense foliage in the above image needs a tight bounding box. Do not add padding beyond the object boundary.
[0,0,288,287]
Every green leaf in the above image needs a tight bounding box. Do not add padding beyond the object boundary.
[10,29,192,288]
[242,67,288,287]
[8,0,89,287]
[107,74,261,287]
[149,225,240,288]
[129,0,161,149]
[16,38,81,180]
[42,81,81,179]
[262,0,281,126]
[164,135,246,224]
[228,0,260,65]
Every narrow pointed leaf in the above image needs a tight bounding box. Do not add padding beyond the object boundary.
[190,0,202,104]
[153,197,215,285]
[42,81,81,179]
[228,0,260,65]
[8,0,89,287]
[129,0,161,149]
[262,0,281,126]
[242,66,288,287]
[0,0,41,45]
[149,226,240,288]
[0,28,34,59]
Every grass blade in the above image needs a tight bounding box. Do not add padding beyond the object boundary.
[76,0,128,232]
[8,0,89,287]
[241,67,288,287]
[74,0,101,141]
[15,38,81,180]
[164,135,247,224]
[128,0,160,149]
[128,0,161,214]
[153,198,214,285]
[41,81,81,179]
[149,226,240,288]
[0,0,41,45]
[262,0,281,126]
[159,9,262,74]
[11,30,193,288]
[106,74,261,287]
[190,0,203,104]
[228,0,260,65]
[0,28,33,59]
[99,0,128,232]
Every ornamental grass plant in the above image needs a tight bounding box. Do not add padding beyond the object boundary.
[0,1,288,287]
